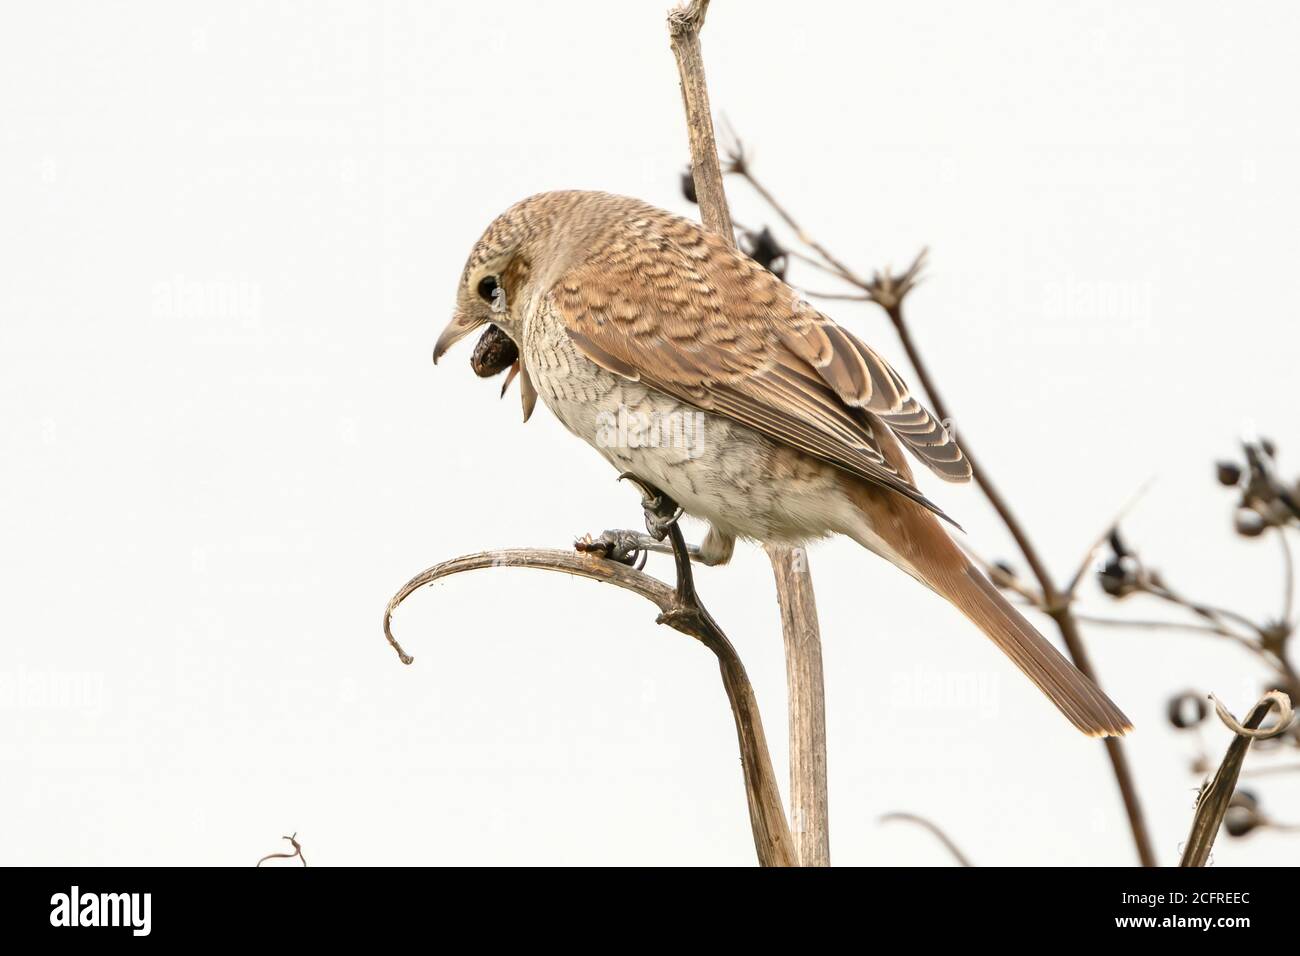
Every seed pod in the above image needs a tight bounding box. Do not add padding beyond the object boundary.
[739,226,788,280]
[1224,806,1261,838]
[1166,691,1208,729]
[1098,556,1136,598]
[1228,789,1258,812]
[680,167,698,205]
[1234,509,1267,538]
[1216,461,1242,486]
[990,560,1017,589]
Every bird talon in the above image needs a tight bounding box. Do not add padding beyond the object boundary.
[616,473,683,539]
[643,504,684,541]
[577,529,648,567]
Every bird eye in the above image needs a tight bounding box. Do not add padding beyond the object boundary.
[476,275,499,303]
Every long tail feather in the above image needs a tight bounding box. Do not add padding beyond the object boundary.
[932,558,1132,737]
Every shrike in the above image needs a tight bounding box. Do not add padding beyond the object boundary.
[435,190,1130,738]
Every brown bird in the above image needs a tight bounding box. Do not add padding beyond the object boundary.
[435,190,1131,738]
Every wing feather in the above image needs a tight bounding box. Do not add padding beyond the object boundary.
[551,203,971,517]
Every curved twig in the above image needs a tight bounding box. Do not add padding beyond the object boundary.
[1180,691,1295,866]
[879,812,974,867]
[1210,691,1294,740]
[256,832,307,868]
[383,549,679,665]
[383,544,797,866]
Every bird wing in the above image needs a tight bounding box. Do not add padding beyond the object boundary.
[550,210,970,520]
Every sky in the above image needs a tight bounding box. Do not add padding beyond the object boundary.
[2,1,1298,866]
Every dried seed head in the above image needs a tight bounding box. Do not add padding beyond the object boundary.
[739,226,788,280]
[990,560,1017,589]
[1224,793,1262,838]
[1098,555,1140,599]
[1229,789,1259,812]
[680,166,698,205]
[1166,691,1208,729]
[1216,461,1242,487]
[1234,509,1267,538]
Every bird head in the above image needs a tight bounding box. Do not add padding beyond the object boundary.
[433,236,527,364]
[433,191,616,364]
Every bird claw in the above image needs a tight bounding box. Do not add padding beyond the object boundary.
[575,531,650,570]
[616,472,684,541]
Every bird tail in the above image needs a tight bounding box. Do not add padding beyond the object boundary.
[920,548,1132,737]
[838,457,1131,737]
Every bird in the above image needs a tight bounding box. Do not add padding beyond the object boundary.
[434,190,1131,738]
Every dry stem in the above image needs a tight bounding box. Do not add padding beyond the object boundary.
[669,0,829,866]
[1180,691,1294,866]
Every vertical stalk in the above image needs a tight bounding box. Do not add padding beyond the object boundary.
[668,0,830,866]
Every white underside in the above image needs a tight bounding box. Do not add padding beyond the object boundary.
[522,300,918,573]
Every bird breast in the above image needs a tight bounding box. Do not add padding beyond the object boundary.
[521,298,864,546]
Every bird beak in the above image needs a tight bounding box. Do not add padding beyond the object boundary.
[432,309,485,365]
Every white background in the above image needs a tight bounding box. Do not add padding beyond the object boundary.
[3,1,1298,866]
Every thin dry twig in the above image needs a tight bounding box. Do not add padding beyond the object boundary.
[1180,692,1295,866]
[1062,483,1153,601]
[879,812,974,867]
[1278,528,1295,627]
[256,832,307,868]
[1071,614,1251,641]
[726,136,869,287]
[1077,523,1300,718]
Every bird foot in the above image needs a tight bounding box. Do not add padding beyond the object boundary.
[575,529,712,569]
[575,530,652,569]
[617,472,684,540]
[575,473,705,613]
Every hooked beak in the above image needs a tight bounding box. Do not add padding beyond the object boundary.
[432,309,486,365]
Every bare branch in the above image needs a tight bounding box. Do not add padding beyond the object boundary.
[1279,527,1295,627]
[668,1,731,238]
[1071,614,1254,643]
